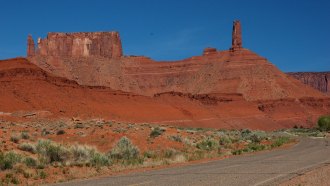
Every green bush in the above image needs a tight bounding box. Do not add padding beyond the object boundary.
[38,170,47,179]
[4,173,20,184]
[241,129,251,138]
[21,131,30,139]
[318,115,330,131]
[232,149,243,155]
[248,133,262,143]
[36,140,70,163]
[271,136,290,148]
[143,151,156,159]
[0,151,21,170]
[164,148,178,159]
[24,157,37,167]
[196,138,219,151]
[70,144,99,166]
[150,127,165,138]
[109,136,140,164]
[247,143,266,151]
[31,140,112,167]
[169,135,182,142]
[10,134,20,143]
[90,152,111,167]
[219,136,232,145]
[18,143,36,153]
[242,131,267,143]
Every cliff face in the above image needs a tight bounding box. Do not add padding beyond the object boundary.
[287,72,329,94]
[26,21,328,101]
[28,32,123,59]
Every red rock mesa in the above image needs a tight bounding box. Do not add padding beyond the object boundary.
[26,21,327,101]
[0,20,328,129]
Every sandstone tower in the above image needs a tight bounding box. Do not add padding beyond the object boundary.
[27,35,35,57]
[231,20,242,51]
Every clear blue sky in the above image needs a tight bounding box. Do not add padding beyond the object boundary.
[1,0,329,72]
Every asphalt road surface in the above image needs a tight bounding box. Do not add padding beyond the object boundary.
[51,137,330,186]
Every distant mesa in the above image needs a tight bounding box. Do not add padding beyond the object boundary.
[27,32,123,59]
[26,20,327,101]
[287,72,330,94]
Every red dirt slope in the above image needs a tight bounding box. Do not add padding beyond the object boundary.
[1,58,329,130]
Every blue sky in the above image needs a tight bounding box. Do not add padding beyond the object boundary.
[1,0,329,72]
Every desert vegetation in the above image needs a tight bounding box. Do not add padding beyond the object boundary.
[0,118,327,185]
[317,115,330,132]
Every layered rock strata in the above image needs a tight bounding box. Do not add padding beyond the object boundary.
[27,21,327,101]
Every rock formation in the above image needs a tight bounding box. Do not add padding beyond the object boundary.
[27,35,35,57]
[287,72,330,94]
[29,32,123,58]
[26,21,328,101]
[230,20,242,51]
[1,58,330,129]
[203,47,217,56]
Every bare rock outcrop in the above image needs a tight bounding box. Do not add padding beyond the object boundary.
[27,35,35,57]
[203,47,217,56]
[29,32,122,58]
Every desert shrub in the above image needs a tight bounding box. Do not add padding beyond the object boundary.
[164,148,178,159]
[4,173,20,184]
[36,139,70,163]
[56,130,66,135]
[232,149,243,155]
[74,123,85,129]
[169,135,182,142]
[143,151,156,159]
[249,134,261,143]
[41,128,50,136]
[150,127,165,138]
[21,131,30,139]
[18,143,36,153]
[10,134,20,143]
[271,136,290,148]
[90,152,111,167]
[247,143,266,151]
[196,137,219,151]
[70,144,98,165]
[242,131,267,143]
[109,136,140,164]
[219,136,232,145]
[23,170,33,178]
[186,150,205,161]
[0,151,21,170]
[36,157,47,169]
[23,157,37,167]
[241,129,251,138]
[318,115,330,131]
[38,170,47,179]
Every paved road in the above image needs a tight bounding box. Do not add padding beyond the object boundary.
[52,138,330,186]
